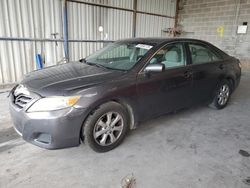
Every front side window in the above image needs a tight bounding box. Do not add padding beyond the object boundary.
[188,43,222,64]
[85,42,154,71]
[149,43,185,68]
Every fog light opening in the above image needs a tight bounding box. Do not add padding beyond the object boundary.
[34,133,51,144]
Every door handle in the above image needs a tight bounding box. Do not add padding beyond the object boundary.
[219,64,224,70]
[184,71,192,78]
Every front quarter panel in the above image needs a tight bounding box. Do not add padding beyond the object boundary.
[73,73,139,123]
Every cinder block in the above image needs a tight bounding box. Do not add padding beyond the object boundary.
[179,0,250,59]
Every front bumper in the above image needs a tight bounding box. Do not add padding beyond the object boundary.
[9,100,87,149]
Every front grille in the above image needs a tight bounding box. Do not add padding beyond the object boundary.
[14,94,33,109]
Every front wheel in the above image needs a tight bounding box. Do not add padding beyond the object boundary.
[83,102,129,152]
[209,80,231,109]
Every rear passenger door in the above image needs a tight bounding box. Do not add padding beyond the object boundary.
[187,42,226,103]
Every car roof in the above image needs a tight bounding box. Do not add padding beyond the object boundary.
[118,37,210,45]
[117,37,230,58]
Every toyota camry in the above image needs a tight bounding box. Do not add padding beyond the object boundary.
[9,38,241,152]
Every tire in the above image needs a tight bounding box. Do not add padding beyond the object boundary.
[83,102,129,152]
[209,79,231,109]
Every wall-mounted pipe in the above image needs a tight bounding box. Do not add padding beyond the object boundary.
[0,37,64,42]
[63,0,69,61]
[68,39,114,43]
[0,37,114,43]
[132,0,137,38]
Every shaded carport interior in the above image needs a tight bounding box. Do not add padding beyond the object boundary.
[0,0,250,187]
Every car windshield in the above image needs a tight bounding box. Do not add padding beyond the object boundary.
[84,42,154,71]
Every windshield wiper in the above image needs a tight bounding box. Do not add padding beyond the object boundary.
[79,58,87,63]
[87,62,107,69]
[79,58,107,69]
[79,58,126,72]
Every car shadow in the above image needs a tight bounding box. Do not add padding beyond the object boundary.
[0,127,20,144]
[128,104,203,137]
[0,142,25,153]
[127,91,241,140]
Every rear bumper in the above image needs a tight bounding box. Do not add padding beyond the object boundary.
[9,101,87,149]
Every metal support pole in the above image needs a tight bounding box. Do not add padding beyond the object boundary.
[63,0,69,61]
[174,0,180,37]
[132,0,137,38]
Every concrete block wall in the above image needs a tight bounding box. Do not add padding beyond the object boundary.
[178,0,250,70]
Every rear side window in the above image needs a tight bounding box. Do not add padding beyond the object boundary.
[188,43,222,64]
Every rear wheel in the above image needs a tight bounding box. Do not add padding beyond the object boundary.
[83,102,129,152]
[209,80,231,109]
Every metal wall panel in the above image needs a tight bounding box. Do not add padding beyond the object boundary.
[136,0,176,37]
[137,0,176,17]
[67,1,133,60]
[106,0,134,9]
[0,0,176,84]
[136,13,174,37]
[0,41,64,83]
[0,0,64,84]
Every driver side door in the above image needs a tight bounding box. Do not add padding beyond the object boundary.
[136,42,193,120]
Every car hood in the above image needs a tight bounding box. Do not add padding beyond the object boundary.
[21,61,124,96]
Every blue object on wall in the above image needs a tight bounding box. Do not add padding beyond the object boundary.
[36,54,43,69]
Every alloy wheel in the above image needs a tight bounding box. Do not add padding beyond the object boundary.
[217,84,230,106]
[93,112,124,146]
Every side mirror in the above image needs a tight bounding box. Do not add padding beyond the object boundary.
[145,63,165,73]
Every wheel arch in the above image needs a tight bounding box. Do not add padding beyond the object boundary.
[210,74,235,101]
[225,76,235,91]
[79,98,137,142]
[111,98,137,130]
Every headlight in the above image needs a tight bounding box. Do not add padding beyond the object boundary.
[27,96,80,112]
